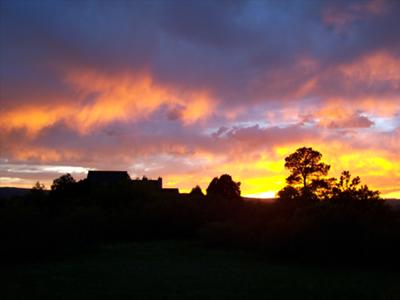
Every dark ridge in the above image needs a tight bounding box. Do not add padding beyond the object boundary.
[0,187,31,199]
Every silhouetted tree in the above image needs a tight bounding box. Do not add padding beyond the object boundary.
[277,185,300,203]
[51,173,76,192]
[330,171,359,196]
[310,177,336,200]
[28,181,47,207]
[284,147,330,200]
[32,181,45,192]
[190,185,204,197]
[206,174,241,200]
[331,170,381,203]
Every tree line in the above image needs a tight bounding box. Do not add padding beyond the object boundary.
[41,146,381,206]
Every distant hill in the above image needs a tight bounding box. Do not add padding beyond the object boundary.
[0,187,31,199]
[384,199,400,210]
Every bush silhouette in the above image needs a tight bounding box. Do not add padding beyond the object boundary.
[330,171,382,206]
[206,174,241,201]
[51,173,76,193]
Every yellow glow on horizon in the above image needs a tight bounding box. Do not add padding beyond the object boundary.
[244,191,276,199]
[0,177,50,189]
[383,191,400,199]
[2,136,399,197]
[242,175,285,196]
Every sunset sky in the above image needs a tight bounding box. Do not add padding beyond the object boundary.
[0,0,399,198]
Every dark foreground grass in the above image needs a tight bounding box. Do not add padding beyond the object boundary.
[1,240,399,300]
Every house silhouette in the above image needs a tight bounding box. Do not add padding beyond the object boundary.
[86,171,178,194]
[87,171,130,184]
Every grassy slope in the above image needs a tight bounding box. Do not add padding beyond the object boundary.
[1,240,399,300]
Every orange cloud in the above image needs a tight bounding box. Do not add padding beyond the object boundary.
[0,105,68,136]
[323,0,386,31]
[0,69,216,135]
[339,51,400,83]
[5,146,80,163]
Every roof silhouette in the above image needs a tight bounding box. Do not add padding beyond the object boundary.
[87,171,131,184]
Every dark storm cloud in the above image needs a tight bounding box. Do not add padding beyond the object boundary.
[2,0,399,106]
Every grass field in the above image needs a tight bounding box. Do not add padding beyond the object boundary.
[1,240,399,300]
